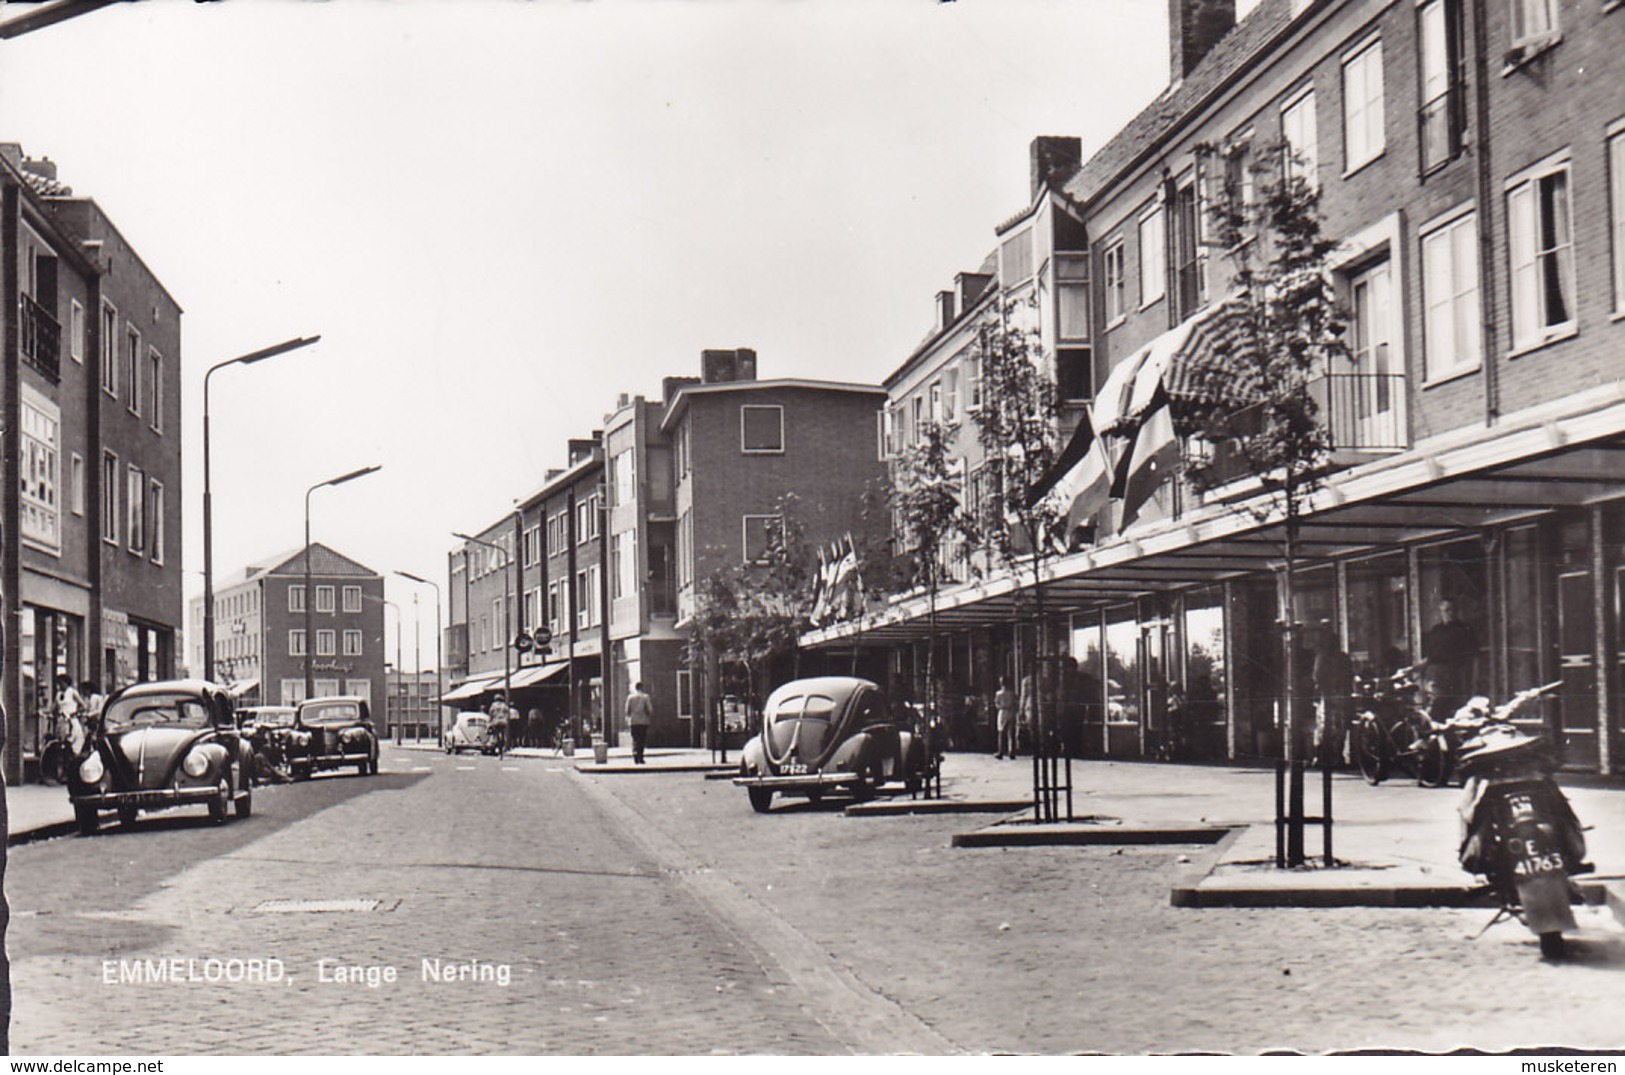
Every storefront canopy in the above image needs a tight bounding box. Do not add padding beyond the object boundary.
[804,385,1625,647]
[508,661,570,689]
[441,673,502,703]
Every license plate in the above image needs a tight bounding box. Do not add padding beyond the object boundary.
[780,762,809,776]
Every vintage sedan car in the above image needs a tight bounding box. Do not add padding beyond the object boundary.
[734,676,927,813]
[287,696,379,778]
[445,712,490,754]
[67,679,254,835]
[239,705,298,783]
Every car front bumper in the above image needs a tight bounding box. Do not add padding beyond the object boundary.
[74,786,221,810]
[733,772,859,792]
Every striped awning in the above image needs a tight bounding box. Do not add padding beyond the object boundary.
[1094,308,1216,435]
[441,673,502,703]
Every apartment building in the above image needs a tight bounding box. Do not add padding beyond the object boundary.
[2,145,183,783]
[805,0,1625,773]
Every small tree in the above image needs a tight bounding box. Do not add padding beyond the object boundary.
[891,419,966,714]
[964,299,1068,817]
[1178,141,1347,865]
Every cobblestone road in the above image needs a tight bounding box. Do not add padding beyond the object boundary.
[9,748,1624,1055]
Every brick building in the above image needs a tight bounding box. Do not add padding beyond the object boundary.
[805,0,1625,773]
[188,543,386,710]
[2,145,183,783]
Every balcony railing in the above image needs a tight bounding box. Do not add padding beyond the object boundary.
[1309,372,1409,452]
[19,294,61,383]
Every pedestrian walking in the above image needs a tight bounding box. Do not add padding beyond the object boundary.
[1311,624,1354,769]
[994,677,1017,759]
[625,681,653,764]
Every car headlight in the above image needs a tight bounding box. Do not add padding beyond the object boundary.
[340,727,365,742]
[182,749,211,778]
[78,753,105,784]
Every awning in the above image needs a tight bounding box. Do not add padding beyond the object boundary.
[508,661,570,689]
[441,673,501,703]
[1094,309,1215,435]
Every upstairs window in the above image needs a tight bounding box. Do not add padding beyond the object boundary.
[964,352,983,410]
[125,465,145,554]
[1611,128,1625,314]
[316,585,335,613]
[1510,0,1558,50]
[1507,156,1575,351]
[1057,254,1091,341]
[1421,209,1481,380]
[740,404,784,453]
[1103,240,1127,325]
[100,301,118,396]
[20,389,61,553]
[1170,175,1206,318]
[125,327,142,417]
[742,514,782,564]
[343,585,362,612]
[289,585,306,613]
[1138,206,1166,307]
[1342,38,1385,172]
[1281,87,1319,189]
[943,366,961,421]
[1418,0,1465,174]
[1000,227,1034,288]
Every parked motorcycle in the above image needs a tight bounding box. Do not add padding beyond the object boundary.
[1456,687,1590,960]
[1420,680,1561,788]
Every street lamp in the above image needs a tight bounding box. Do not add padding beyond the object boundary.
[395,569,442,745]
[452,531,513,716]
[304,464,381,699]
[203,335,320,681]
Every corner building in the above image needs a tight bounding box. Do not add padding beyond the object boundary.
[806,0,1625,773]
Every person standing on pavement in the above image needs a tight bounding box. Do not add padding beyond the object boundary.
[1422,597,1479,723]
[994,677,1017,759]
[1311,625,1354,769]
[625,681,653,764]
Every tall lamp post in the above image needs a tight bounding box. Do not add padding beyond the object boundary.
[203,335,319,681]
[304,464,381,699]
[452,532,513,715]
[395,569,442,744]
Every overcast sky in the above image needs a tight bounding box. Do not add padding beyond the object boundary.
[0,0,1172,669]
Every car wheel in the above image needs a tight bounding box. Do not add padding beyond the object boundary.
[40,742,71,786]
[235,782,252,820]
[806,788,824,805]
[747,786,774,813]
[75,802,100,837]
[117,805,139,827]
[292,765,310,781]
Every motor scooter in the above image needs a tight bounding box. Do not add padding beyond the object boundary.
[1456,685,1590,960]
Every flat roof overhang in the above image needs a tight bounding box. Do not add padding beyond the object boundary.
[802,385,1625,649]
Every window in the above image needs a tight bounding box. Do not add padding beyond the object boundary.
[1509,0,1558,50]
[576,570,590,629]
[101,451,118,545]
[1139,207,1166,307]
[1056,350,1092,402]
[19,389,61,553]
[547,511,569,556]
[342,585,362,612]
[611,449,635,508]
[316,630,336,657]
[1281,88,1319,188]
[492,597,505,639]
[1057,254,1091,341]
[929,381,943,424]
[314,585,334,613]
[742,514,781,564]
[610,533,625,601]
[100,302,117,396]
[125,326,142,416]
[1171,175,1206,317]
[965,352,983,409]
[943,366,960,421]
[1507,156,1575,351]
[576,493,600,543]
[910,396,924,446]
[1223,135,1256,235]
[676,669,693,720]
[1611,129,1625,313]
[1421,210,1481,380]
[344,630,363,656]
[740,404,785,453]
[547,582,562,636]
[525,588,541,632]
[1000,227,1034,287]
[1103,239,1127,324]
[70,452,85,516]
[147,349,163,432]
[1418,0,1465,173]
[126,465,144,553]
[148,479,165,564]
[523,525,541,568]
[288,585,306,613]
[1342,38,1385,172]
[289,630,307,657]
[69,301,84,364]
[1346,258,1404,446]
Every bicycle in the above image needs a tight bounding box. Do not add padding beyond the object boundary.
[1350,665,1432,785]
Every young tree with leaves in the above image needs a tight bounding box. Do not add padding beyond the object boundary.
[1178,141,1347,864]
[890,418,966,715]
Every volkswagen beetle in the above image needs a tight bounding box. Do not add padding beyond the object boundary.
[286,696,379,778]
[67,679,253,835]
[444,711,490,754]
[734,676,927,812]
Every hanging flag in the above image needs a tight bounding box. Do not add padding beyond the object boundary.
[809,542,831,623]
[1040,405,1113,546]
[1118,392,1180,529]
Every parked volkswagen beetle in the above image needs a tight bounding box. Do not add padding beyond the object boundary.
[445,712,490,754]
[67,679,253,835]
[734,676,926,812]
[286,696,379,778]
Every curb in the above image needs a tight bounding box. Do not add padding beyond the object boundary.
[847,798,1036,817]
[951,823,1232,848]
[9,820,78,847]
[574,764,736,775]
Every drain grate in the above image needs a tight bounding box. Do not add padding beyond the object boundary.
[251,898,382,915]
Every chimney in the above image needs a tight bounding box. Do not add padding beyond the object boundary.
[957,271,994,312]
[700,348,759,384]
[22,155,57,180]
[663,375,700,403]
[1169,0,1236,82]
[1030,136,1083,197]
[936,290,957,332]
